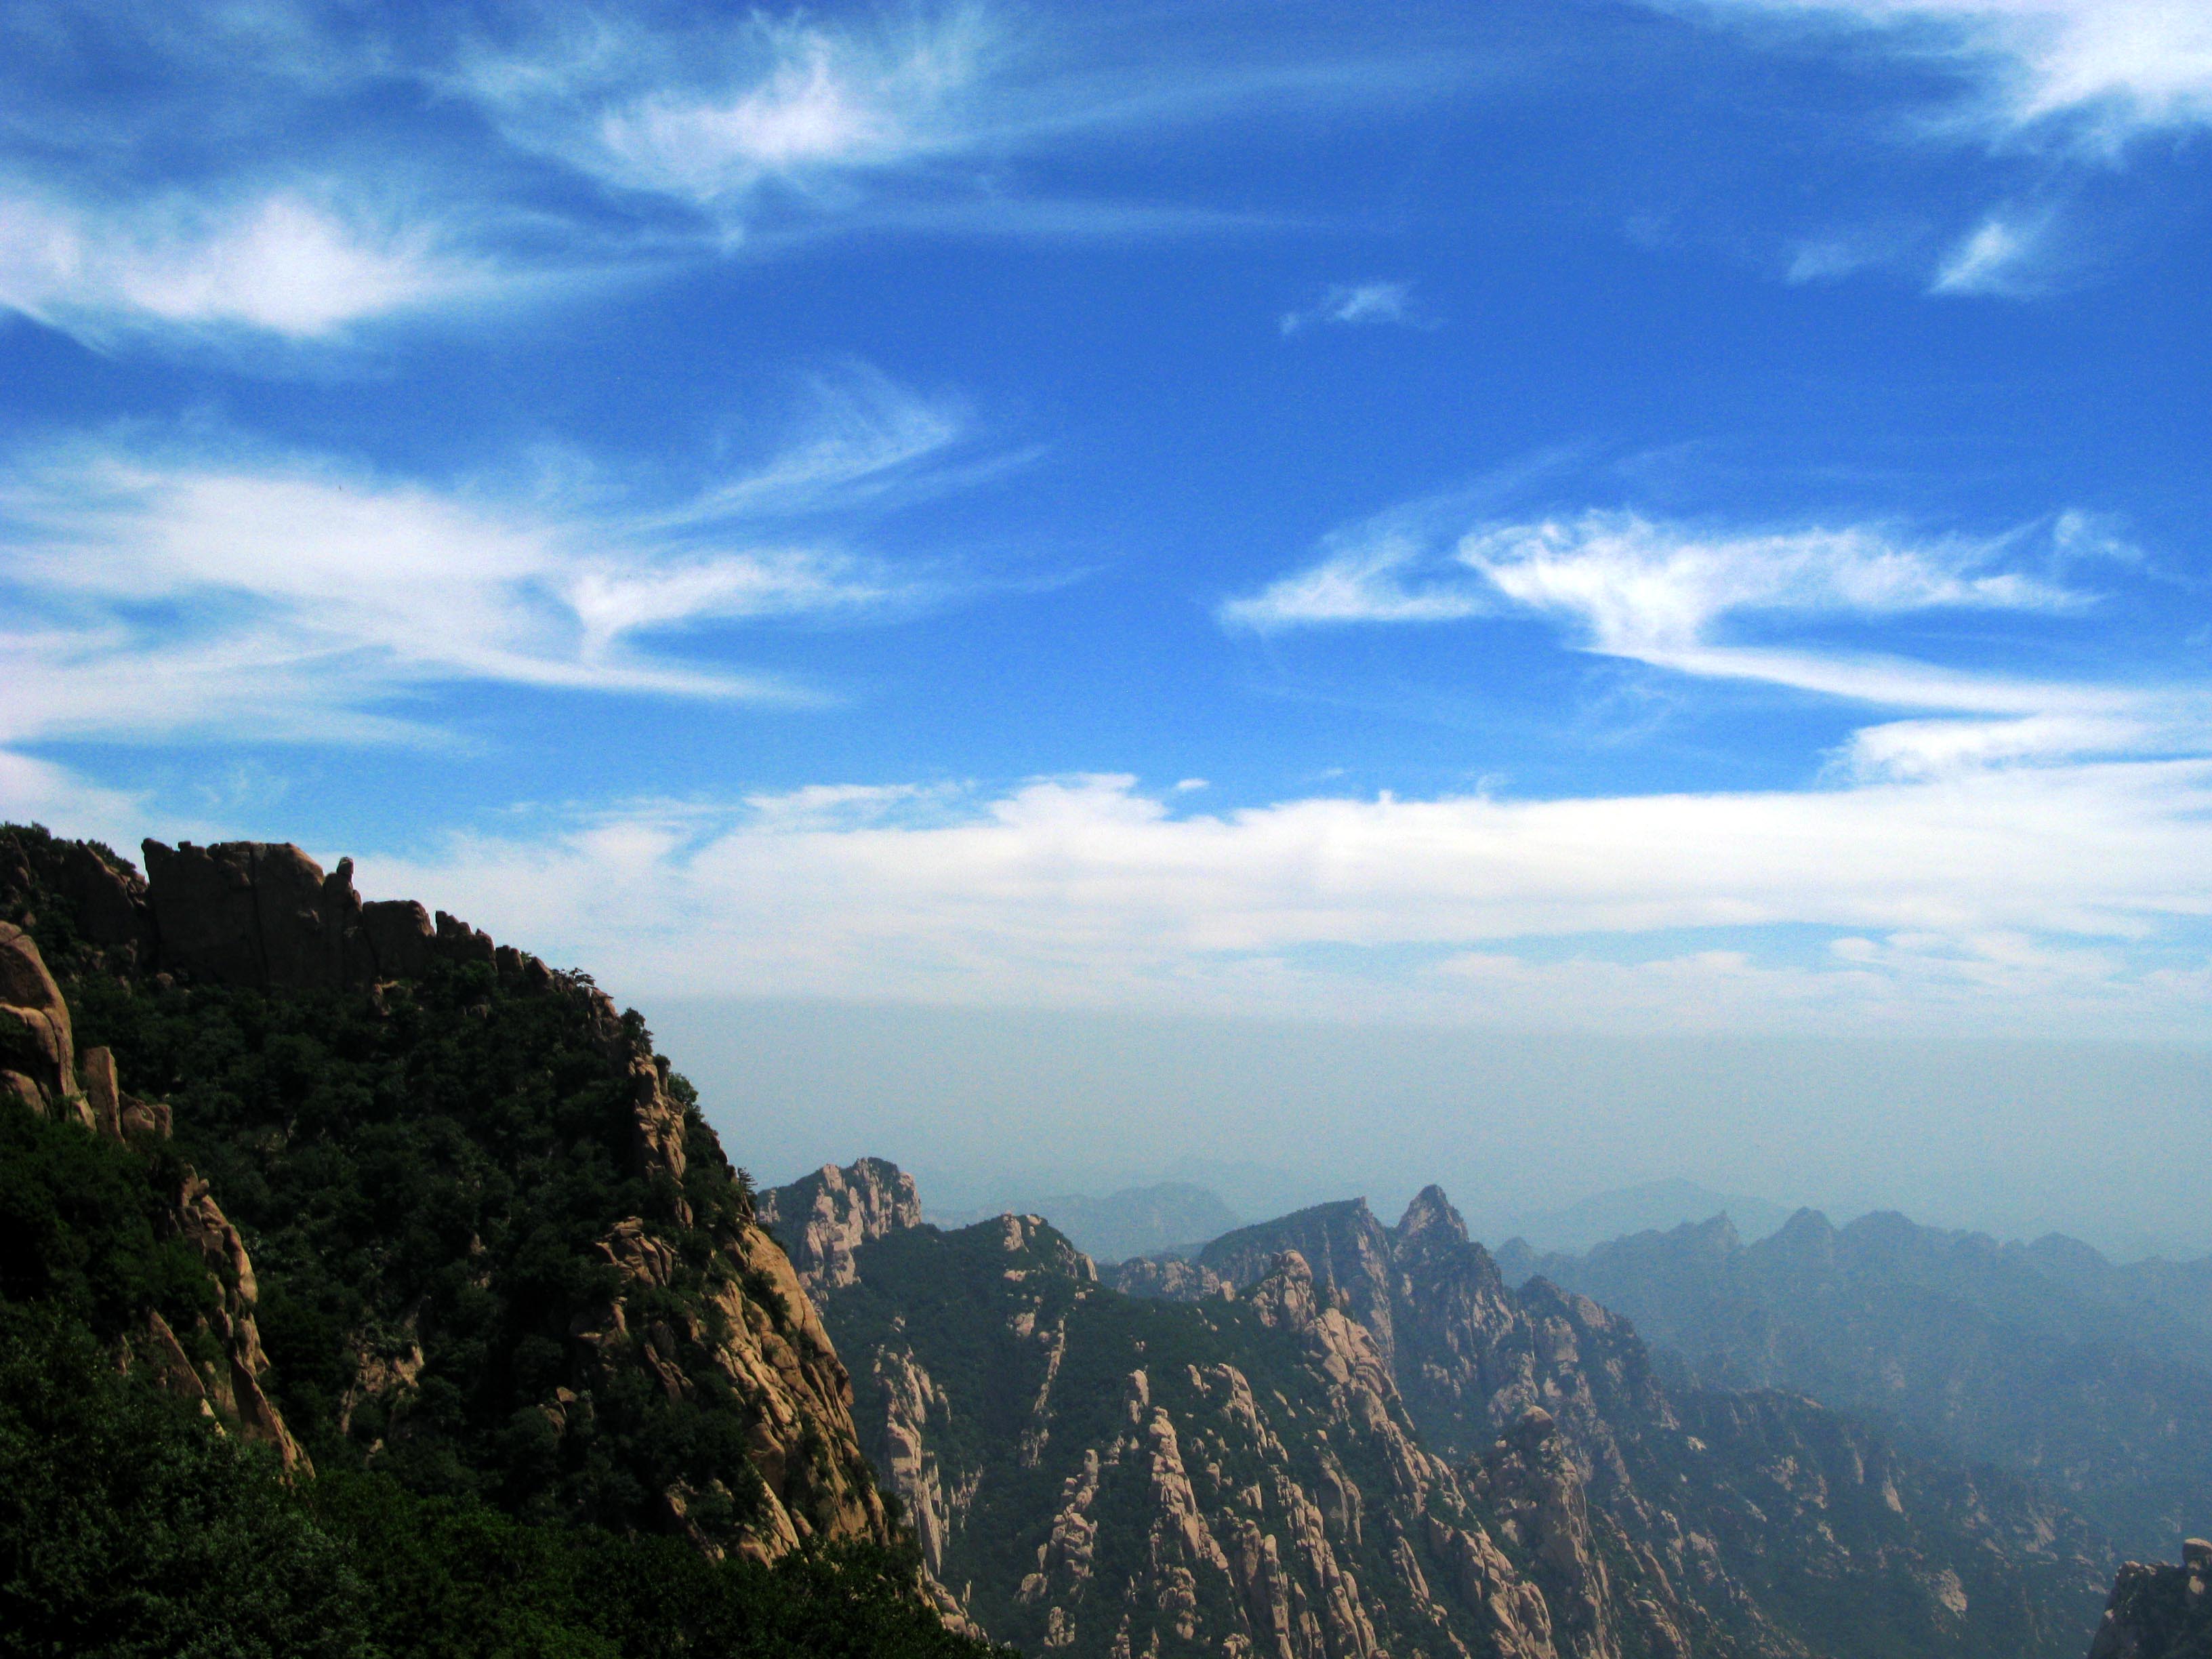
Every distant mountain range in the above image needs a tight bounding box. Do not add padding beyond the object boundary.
[929,1180,1243,1263]
[1476,1177,1801,1253]
[1497,1209,2212,1559]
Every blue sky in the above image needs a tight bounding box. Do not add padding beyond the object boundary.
[5,0,2212,1036]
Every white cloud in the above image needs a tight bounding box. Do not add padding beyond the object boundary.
[1221,521,1491,630]
[1227,504,2211,783]
[343,762,2212,1033]
[1461,512,2070,651]
[456,6,997,224]
[1785,234,1892,283]
[1929,210,2055,293]
[1228,508,2100,706]
[1280,281,1422,335]
[0,188,486,344]
[1837,712,2152,778]
[0,383,966,747]
[1675,1,2212,150]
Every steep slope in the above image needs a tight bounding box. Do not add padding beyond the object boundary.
[1145,1185,2112,1658]
[816,1194,1715,1658]
[0,827,895,1562]
[1500,1210,2212,1555]
[2,918,309,1473]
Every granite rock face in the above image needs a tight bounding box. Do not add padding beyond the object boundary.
[2085,1540,2212,1659]
[1105,1254,1235,1301]
[140,838,496,994]
[832,1221,1593,1659]
[1124,1184,2111,1658]
[0,831,496,997]
[811,1181,1727,1659]
[0,921,79,1117]
[758,1157,925,1292]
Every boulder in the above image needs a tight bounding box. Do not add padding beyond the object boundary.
[0,920,79,1113]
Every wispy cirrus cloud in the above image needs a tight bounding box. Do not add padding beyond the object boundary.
[0,2,1461,353]
[1225,506,2074,646]
[0,371,975,747]
[1225,504,2204,780]
[1928,209,2058,294]
[1279,281,1426,336]
[1671,1,2212,151]
[456,5,999,226]
[1660,1,2210,299]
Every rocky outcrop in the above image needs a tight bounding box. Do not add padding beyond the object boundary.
[1,921,81,1120]
[1465,1406,1695,1659]
[2,917,309,1473]
[2085,1540,2212,1658]
[0,830,527,998]
[1200,1200,1401,1371]
[1105,1253,1234,1301]
[571,1212,892,1562]
[136,838,497,994]
[758,1157,924,1291]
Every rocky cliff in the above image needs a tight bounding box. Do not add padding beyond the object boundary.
[760,1157,926,1292]
[817,1199,1635,1657]
[2085,1540,2212,1659]
[791,1160,1762,1657]
[1124,1183,2113,1658]
[0,826,897,1565]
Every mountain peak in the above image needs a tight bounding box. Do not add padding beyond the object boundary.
[1395,1184,1469,1245]
[758,1157,924,1291]
[1767,1206,1839,1255]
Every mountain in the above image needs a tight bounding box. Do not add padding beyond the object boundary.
[1193,1190,2113,1657]
[794,1202,1706,1658]
[784,1162,2113,1658]
[1496,1208,2212,1556]
[0,825,990,1656]
[929,1182,1244,1264]
[2086,1540,2212,1658]
[1481,1181,1797,1254]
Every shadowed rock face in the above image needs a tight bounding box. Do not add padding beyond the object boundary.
[139,838,485,993]
[2086,1540,2212,1659]
[1197,1198,1402,1372]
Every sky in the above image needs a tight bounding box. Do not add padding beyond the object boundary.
[3,0,2211,1233]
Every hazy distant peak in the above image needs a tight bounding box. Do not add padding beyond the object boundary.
[2025,1231,2112,1272]
[1767,1207,1839,1251]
